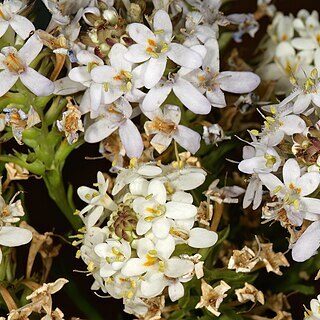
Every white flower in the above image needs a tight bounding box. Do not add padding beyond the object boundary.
[144,104,201,154]
[77,171,117,227]
[238,141,281,174]
[0,0,35,39]
[68,50,104,113]
[277,69,320,114]
[141,72,212,115]
[84,98,144,159]
[258,104,306,146]
[90,43,145,105]
[94,239,131,277]
[121,237,194,299]
[258,158,320,226]
[182,38,260,108]
[0,34,54,97]
[228,14,259,43]
[125,9,203,89]
[132,179,197,239]
[304,294,320,319]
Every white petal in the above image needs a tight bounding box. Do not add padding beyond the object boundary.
[119,119,144,158]
[124,44,150,63]
[18,34,42,65]
[296,172,320,196]
[168,282,184,302]
[168,43,202,69]
[171,191,193,204]
[283,158,300,187]
[68,66,91,84]
[203,38,219,72]
[291,38,316,50]
[165,202,197,219]
[258,173,283,193]
[85,118,116,143]
[144,56,167,89]
[91,65,116,83]
[155,235,175,259]
[10,15,35,40]
[121,258,148,276]
[128,23,155,45]
[174,125,201,154]
[76,50,103,65]
[136,218,152,235]
[0,69,18,96]
[165,258,194,278]
[148,179,166,204]
[150,133,172,153]
[141,83,171,112]
[302,197,320,214]
[171,172,206,190]
[281,115,306,135]
[293,93,312,114]
[219,71,260,93]
[153,10,172,41]
[292,221,320,262]
[89,83,103,111]
[54,77,86,95]
[206,87,226,108]
[0,21,9,38]
[141,274,166,298]
[188,228,218,248]
[20,68,54,96]
[87,206,104,227]
[152,217,170,239]
[109,43,132,71]
[173,78,211,114]
[0,226,32,247]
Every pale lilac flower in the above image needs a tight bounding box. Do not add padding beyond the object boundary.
[125,9,203,89]
[144,104,201,154]
[0,0,35,39]
[0,34,54,97]
[84,98,144,159]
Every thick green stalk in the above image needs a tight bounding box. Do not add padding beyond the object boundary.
[43,168,82,231]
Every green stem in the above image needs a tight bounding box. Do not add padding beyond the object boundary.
[43,169,81,231]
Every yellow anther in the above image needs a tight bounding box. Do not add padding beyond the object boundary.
[129,158,138,168]
[149,51,159,58]
[104,82,109,92]
[112,247,120,255]
[73,209,80,215]
[85,193,91,200]
[75,250,81,259]
[311,68,318,79]
[127,291,134,299]
[149,250,157,256]
[250,129,259,136]
[131,280,136,288]
[293,199,300,210]
[123,71,132,79]
[270,105,277,114]
[87,261,95,272]
[266,116,275,123]
[154,29,164,34]
[126,81,132,91]
[273,185,282,194]
[145,193,153,200]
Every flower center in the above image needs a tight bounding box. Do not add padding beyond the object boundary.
[5,52,26,74]
[145,38,168,58]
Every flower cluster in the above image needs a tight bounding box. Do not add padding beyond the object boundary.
[75,161,218,317]
[257,9,320,95]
